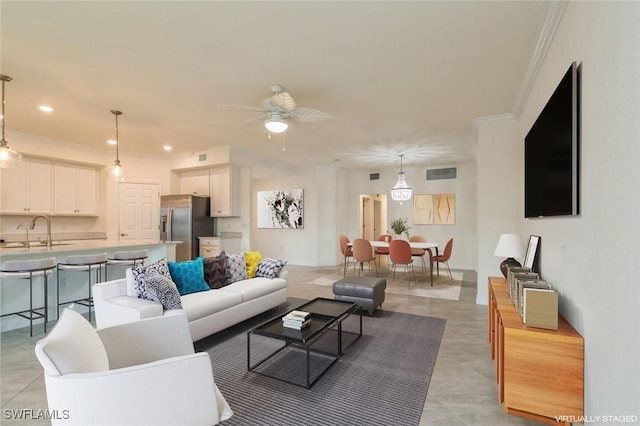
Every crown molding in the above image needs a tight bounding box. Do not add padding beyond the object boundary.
[512,1,569,119]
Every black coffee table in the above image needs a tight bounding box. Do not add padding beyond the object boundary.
[247,297,362,388]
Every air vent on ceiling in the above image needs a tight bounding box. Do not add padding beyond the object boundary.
[369,173,380,180]
[198,153,207,162]
[427,167,457,180]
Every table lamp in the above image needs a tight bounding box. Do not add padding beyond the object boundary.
[494,233,525,278]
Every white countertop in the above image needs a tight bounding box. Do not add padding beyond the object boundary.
[0,240,180,258]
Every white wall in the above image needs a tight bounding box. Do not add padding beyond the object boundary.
[476,2,640,419]
[252,167,339,266]
[475,116,520,304]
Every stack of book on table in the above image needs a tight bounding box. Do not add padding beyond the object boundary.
[282,310,311,330]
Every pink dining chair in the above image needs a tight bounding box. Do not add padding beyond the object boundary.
[388,239,416,288]
[352,238,378,276]
[432,238,454,279]
[339,235,354,277]
[408,235,430,276]
[375,233,393,267]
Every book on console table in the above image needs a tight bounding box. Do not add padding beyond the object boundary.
[523,288,558,330]
[516,279,550,316]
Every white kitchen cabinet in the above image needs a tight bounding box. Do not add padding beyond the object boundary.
[209,166,239,217]
[53,163,98,216]
[0,157,53,214]
[180,169,210,196]
[199,237,221,258]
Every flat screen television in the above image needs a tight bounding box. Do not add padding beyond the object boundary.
[524,62,580,218]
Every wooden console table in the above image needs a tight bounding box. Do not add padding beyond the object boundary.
[488,276,584,425]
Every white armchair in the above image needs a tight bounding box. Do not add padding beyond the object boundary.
[35,308,233,426]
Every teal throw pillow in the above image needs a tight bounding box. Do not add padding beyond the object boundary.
[167,256,210,295]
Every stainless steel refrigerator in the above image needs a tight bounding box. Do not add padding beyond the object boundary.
[160,195,215,261]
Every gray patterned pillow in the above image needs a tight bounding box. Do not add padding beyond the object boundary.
[130,258,172,298]
[204,251,230,289]
[140,272,182,310]
[255,258,287,279]
[226,251,247,283]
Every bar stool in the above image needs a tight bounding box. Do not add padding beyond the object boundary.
[57,253,107,321]
[106,249,148,279]
[0,257,57,336]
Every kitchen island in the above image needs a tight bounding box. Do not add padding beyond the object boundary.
[0,240,179,332]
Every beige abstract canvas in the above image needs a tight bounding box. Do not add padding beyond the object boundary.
[434,193,455,224]
[413,194,434,224]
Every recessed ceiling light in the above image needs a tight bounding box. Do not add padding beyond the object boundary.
[107,139,117,145]
[38,105,54,112]
[163,145,172,151]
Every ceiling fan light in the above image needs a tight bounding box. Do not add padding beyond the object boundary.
[264,115,288,133]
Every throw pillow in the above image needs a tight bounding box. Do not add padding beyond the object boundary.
[140,272,183,310]
[204,251,230,289]
[226,251,247,283]
[245,251,262,278]
[255,258,287,279]
[130,258,172,298]
[167,256,210,295]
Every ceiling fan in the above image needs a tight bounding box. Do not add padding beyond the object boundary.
[219,85,332,134]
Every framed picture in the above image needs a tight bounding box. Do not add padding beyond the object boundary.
[412,193,456,225]
[413,194,434,224]
[523,235,541,271]
[257,189,304,229]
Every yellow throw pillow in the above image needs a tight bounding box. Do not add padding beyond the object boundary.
[245,251,262,278]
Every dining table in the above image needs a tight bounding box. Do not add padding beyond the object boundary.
[349,240,439,286]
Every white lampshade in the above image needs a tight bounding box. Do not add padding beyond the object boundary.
[494,233,525,258]
[264,115,288,133]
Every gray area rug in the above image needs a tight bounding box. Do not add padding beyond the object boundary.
[195,299,446,426]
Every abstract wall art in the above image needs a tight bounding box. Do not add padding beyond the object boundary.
[257,188,304,229]
[413,193,455,224]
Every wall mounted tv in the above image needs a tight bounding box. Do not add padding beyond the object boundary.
[524,62,580,218]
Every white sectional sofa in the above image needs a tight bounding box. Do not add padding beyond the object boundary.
[93,271,288,342]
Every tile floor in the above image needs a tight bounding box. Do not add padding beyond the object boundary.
[0,264,540,425]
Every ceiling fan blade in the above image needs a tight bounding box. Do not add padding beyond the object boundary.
[270,91,296,111]
[217,103,264,112]
[289,107,333,122]
[240,114,267,128]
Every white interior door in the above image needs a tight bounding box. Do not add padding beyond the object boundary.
[118,183,160,240]
[359,194,388,240]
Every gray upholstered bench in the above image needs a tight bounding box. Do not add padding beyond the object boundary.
[333,276,387,316]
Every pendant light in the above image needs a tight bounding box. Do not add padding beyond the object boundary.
[0,74,23,168]
[390,154,412,203]
[106,109,128,182]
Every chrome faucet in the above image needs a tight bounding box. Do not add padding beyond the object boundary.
[29,215,52,248]
[16,224,30,248]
